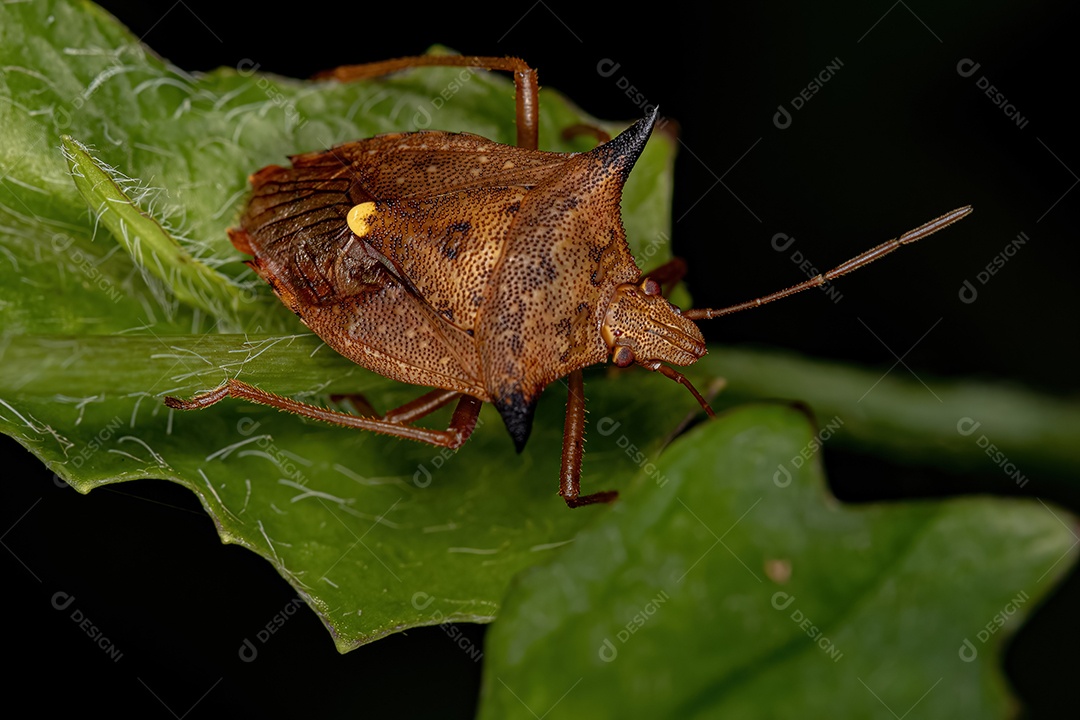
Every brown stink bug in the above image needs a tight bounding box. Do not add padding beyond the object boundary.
[165,55,971,508]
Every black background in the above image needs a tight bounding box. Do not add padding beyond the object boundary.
[5,1,1077,717]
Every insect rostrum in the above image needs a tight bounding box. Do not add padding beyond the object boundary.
[166,55,970,508]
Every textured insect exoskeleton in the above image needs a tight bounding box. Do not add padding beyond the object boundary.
[167,56,971,507]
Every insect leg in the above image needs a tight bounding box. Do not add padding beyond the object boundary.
[166,380,481,449]
[381,388,464,423]
[646,362,717,418]
[331,388,462,423]
[316,55,539,150]
[329,394,380,417]
[559,369,619,508]
[561,124,612,145]
[644,257,689,291]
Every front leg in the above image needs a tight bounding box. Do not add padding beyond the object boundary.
[558,369,618,508]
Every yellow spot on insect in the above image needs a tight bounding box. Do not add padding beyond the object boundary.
[477,155,489,164]
[502,160,515,170]
[347,202,377,236]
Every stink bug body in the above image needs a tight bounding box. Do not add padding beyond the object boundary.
[166,55,971,507]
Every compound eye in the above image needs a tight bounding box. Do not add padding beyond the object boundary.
[641,277,662,296]
[612,345,635,368]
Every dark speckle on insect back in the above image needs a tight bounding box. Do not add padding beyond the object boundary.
[442,221,470,260]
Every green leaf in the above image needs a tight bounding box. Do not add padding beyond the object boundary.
[2,9,1077,708]
[693,347,1080,488]
[479,404,1076,718]
[61,135,279,332]
[0,0,680,650]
